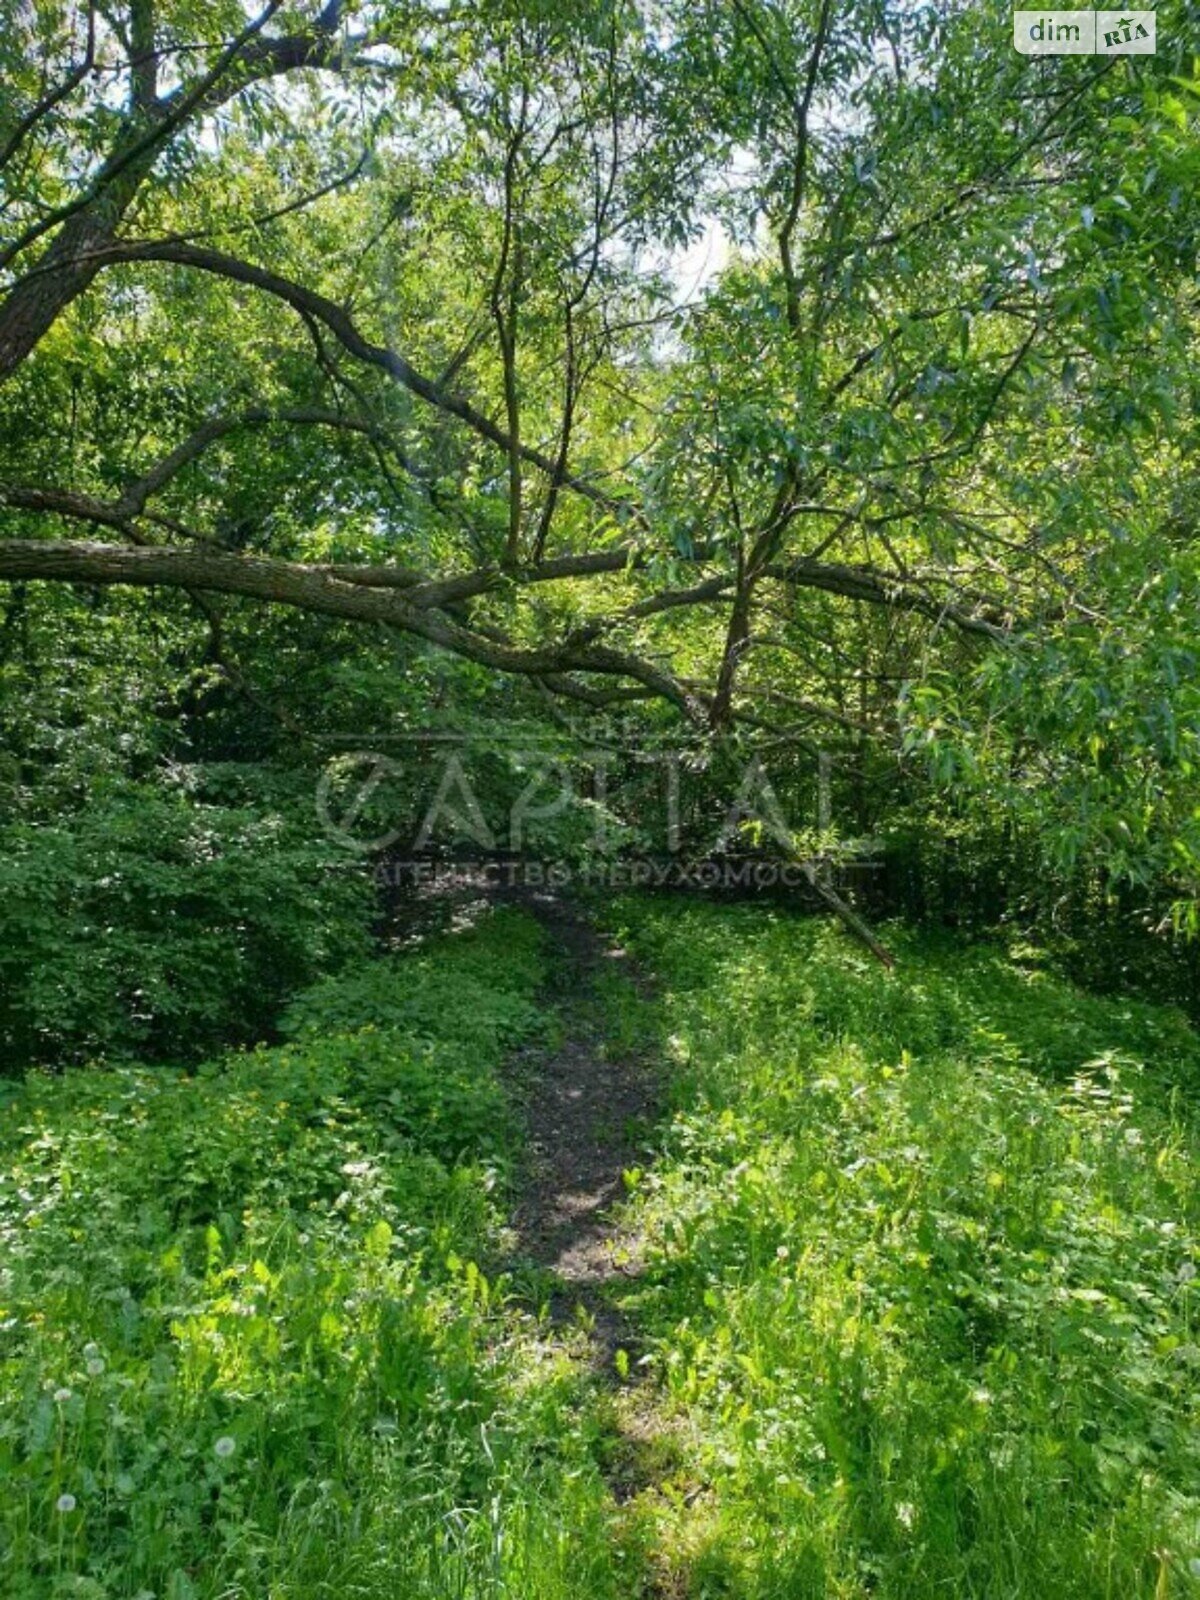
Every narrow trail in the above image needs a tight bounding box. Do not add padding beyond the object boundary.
[375,875,663,1369]
[505,891,661,1372]
[379,879,699,1592]
[501,890,706,1587]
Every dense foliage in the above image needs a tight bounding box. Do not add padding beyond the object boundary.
[1,0,1198,948]
[4,3,1200,1594]
[0,782,372,1064]
[0,908,633,1599]
[605,898,1200,1597]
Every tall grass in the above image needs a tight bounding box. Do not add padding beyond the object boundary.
[7,893,1200,1597]
[606,900,1200,1599]
[0,907,630,1600]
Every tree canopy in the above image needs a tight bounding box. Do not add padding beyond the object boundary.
[2,0,1199,925]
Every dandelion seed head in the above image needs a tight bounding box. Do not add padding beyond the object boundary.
[86,1357,105,1377]
[53,1387,72,1404]
[214,1435,236,1459]
[55,1493,76,1513]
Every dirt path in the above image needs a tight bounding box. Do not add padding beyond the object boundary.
[382,879,692,1588]
[505,891,662,1372]
[376,871,662,1360]
[502,890,704,1580]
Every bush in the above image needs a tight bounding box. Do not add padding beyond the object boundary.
[0,785,372,1067]
[281,906,547,1055]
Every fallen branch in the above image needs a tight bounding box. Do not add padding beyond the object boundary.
[799,860,895,969]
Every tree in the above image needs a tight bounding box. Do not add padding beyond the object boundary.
[1,0,1198,907]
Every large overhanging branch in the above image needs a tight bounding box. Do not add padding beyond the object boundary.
[14,238,1025,644]
[0,536,704,717]
[0,462,1015,642]
[0,181,1020,724]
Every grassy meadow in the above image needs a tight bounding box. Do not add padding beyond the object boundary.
[3,896,1200,1597]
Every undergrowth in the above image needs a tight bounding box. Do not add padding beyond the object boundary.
[603,899,1200,1599]
[0,906,632,1600]
[8,892,1200,1599]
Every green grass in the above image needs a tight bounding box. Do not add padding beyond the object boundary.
[602,899,1200,1598]
[7,893,1200,1598]
[0,906,631,1600]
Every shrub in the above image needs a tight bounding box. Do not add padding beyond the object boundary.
[281,906,547,1056]
[0,785,372,1067]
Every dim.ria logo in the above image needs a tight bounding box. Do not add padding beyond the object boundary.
[1013,11,1156,54]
